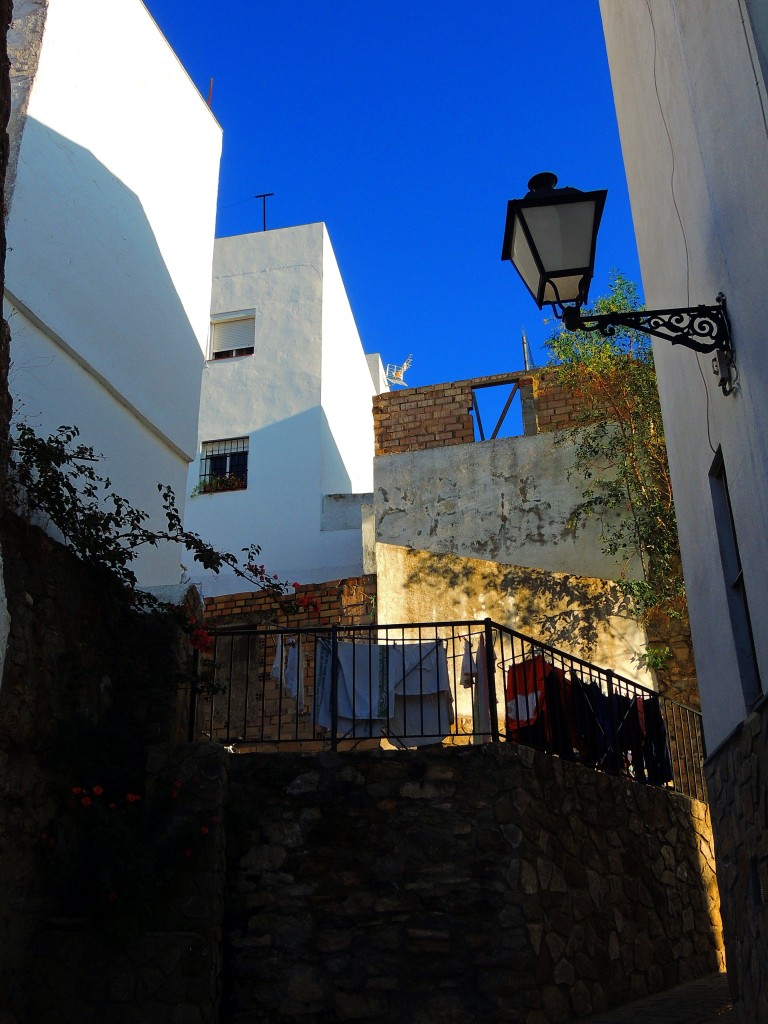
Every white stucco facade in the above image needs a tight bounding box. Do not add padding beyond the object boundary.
[185,224,386,595]
[5,0,222,586]
[599,1,768,752]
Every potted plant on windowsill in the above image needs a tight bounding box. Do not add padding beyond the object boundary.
[192,474,247,496]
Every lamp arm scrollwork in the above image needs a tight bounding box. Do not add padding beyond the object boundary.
[561,295,732,356]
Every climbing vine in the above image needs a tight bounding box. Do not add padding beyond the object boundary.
[5,422,310,616]
[544,273,685,637]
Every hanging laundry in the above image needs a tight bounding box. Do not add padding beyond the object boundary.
[270,634,284,683]
[284,635,305,707]
[506,655,574,759]
[460,638,477,688]
[471,633,492,744]
[314,639,391,735]
[387,640,453,747]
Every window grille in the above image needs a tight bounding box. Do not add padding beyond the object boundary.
[199,437,249,493]
[210,317,255,360]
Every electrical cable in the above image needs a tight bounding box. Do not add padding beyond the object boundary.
[643,0,716,453]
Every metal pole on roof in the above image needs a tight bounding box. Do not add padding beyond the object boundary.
[255,192,275,231]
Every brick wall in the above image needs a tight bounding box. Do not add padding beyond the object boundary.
[531,372,590,433]
[204,575,376,629]
[373,380,475,455]
[373,370,589,454]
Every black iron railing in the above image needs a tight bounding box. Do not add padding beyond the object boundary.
[188,619,706,801]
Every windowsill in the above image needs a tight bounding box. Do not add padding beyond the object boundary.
[210,348,254,361]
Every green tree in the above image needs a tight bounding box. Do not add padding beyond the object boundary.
[545,273,685,638]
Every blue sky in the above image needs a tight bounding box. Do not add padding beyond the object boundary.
[144,0,641,390]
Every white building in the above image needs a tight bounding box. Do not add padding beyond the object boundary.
[184,223,387,596]
[600,2,768,1018]
[5,0,222,587]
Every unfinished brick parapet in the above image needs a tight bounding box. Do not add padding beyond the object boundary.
[204,575,377,629]
[373,368,597,454]
[531,370,591,433]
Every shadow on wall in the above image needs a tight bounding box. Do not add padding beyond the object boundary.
[399,547,636,660]
[6,117,201,436]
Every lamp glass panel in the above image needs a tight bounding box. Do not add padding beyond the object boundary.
[523,199,598,274]
[542,275,584,305]
[511,218,542,298]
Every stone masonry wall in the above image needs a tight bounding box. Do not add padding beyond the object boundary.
[224,744,724,1024]
[705,704,768,1024]
[0,516,220,1023]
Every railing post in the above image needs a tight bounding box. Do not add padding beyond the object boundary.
[606,670,621,774]
[484,618,500,743]
[330,624,339,752]
[187,647,199,744]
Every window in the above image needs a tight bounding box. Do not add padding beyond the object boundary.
[199,437,249,493]
[710,448,761,705]
[210,317,255,360]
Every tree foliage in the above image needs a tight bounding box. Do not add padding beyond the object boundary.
[545,273,684,624]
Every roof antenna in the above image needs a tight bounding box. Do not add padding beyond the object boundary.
[255,192,275,231]
[522,328,535,370]
[207,78,214,107]
[385,354,413,388]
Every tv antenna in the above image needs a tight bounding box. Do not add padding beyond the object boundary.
[385,354,413,388]
[254,192,274,231]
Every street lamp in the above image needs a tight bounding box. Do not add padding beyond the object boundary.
[501,173,735,395]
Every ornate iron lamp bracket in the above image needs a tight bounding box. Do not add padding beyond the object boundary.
[561,294,731,355]
[560,294,735,395]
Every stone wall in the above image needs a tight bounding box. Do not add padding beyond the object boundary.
[0,516,214,1022]
[19,742,227,1024]
[224,744,723,1024]
[705,704,768,1024]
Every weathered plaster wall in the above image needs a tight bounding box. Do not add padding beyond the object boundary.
[374,432,638,582]
[5,0,45,208]
[375,546,650,686]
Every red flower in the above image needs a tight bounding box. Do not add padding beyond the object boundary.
[92,785,104,796]
[200,826,209,835]
[125,793,141,803]
[80,796,92,807]
[183,848,192,858]
[108,803,117,810]
[71,787,83,795]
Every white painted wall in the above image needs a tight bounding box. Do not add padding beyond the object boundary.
[5,0,222,586]
[600,0,768,751]
[185,224,383,595]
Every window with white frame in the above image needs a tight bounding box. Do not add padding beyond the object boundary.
[210,316,255,360]
[198,437,249,493]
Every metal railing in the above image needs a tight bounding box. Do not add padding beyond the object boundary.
[189,619,706,802]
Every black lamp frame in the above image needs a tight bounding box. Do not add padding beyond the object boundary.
[560,293,734,395]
